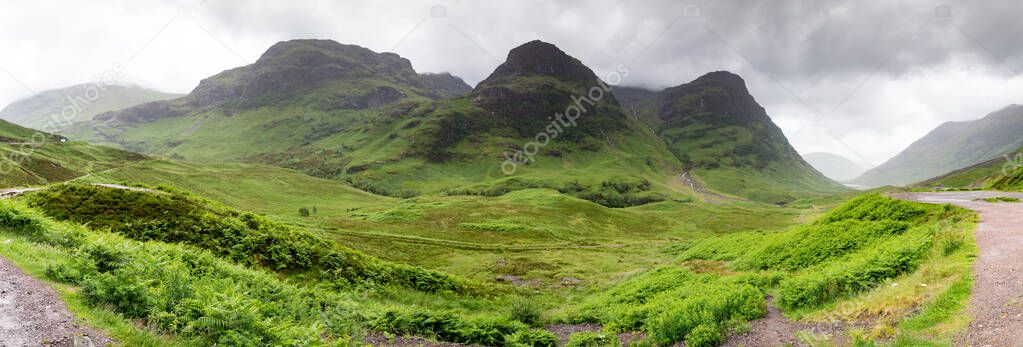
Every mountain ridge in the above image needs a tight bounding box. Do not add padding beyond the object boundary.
[0,84,181,130]
[67,39,844,204]
[851,104,1023,187]
[618,71,847,203]
[802,152,866,182]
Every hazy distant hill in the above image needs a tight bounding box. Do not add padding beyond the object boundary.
[0,84,181,130]
[851,105,1023,187]
[802,152,865,182]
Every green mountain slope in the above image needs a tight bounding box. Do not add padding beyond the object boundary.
[66,39,694,205]
[912,147,1023,190]
[802,152,866,182]
[852,104,1023,187]
[0,119,144,187]
[67,39,843,205]
[0,84,181,130]
[618,72,847,204]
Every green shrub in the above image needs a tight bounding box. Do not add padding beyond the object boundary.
[817,194,926,223]
[368,308,530,345]
[505,329,557,347]
[81,271,153,318]
[0,203,81,247]
[734,219,911,271]
[776,228,933,310]
[573,267,764,345]
[685,323,723,347]
[567,331,619,347]
[509,297,544,326]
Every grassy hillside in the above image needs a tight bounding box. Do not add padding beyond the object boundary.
[0,197,556,346]
[0,159,975,346]
[988,166,1023,191]
[64,40,704,206]
[0,119,145,187]
[73,158,807,287]
[853,104,1023,187]
[911,148,1023,190]
[0,84,181,130]
[565,194,976,345]
[618,73,848,204]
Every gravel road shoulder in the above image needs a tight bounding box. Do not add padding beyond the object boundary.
[0,256,113,347]
[894,191,1023,347]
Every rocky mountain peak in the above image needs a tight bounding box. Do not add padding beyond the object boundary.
[657,71,766,126]
[477,40,598,87]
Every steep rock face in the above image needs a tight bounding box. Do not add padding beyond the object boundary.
[94,100,182,124]
[420,72,472,98]
[478,40,600,87]
[655,71,803,170]
[95,40,469,124]
[464,40,623,138]
[615,71,845,203]
[658,71,768,127]
[187,40,422,109]
[852,104,1023,187]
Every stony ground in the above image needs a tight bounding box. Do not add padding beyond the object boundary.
[895,191,1023,347]
[0,256,112,347]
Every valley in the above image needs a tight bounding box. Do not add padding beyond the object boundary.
[1,5,1022,345]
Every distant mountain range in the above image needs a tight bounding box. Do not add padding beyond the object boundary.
[63,39,845,204]
[802,152,866,182]
[0,84,180,130]
[851,105,1023,187]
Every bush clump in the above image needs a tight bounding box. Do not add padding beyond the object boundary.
[566,331,619,347]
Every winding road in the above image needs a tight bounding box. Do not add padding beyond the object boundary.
[895,191,1023,346]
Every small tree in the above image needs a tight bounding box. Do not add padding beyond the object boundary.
[298,207,310,217]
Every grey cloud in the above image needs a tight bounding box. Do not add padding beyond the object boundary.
[2,0,1023,164]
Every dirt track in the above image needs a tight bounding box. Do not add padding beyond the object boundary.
[0,256,112,346]
[895,191,1023,347]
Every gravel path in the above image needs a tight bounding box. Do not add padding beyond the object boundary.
[721,298,800,347]
[0,256,113,346]
[895,191,1023,347]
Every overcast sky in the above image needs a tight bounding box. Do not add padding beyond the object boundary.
[2,0,1022,166]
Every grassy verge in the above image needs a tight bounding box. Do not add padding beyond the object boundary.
[587,194,980,345]
[0,230,188,346]
[0,197,558,346]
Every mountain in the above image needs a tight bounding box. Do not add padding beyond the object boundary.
[0,84,181,130]
[802,152,865,182]
[851,105,1023,187]
[912,147,1023,189]
[0,119,144,187]
[66,39,844,205]
[66,39,691,206]
[617,72,847,203]
[68,39,472,161]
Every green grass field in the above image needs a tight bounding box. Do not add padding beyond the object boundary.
[0,166,979,346]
